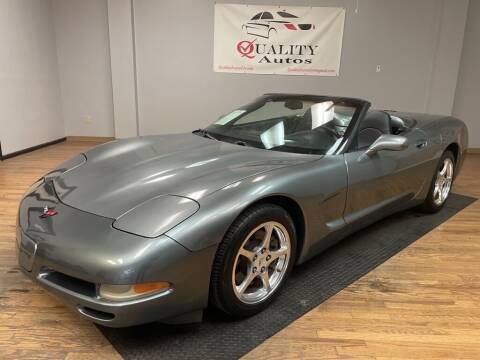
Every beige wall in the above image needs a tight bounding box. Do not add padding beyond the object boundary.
[53,0,114,137]
[0,0,64,156]
[130,0,468,136]
[453,0,480,148]
[107,0,139,138]
[0,0,476,154]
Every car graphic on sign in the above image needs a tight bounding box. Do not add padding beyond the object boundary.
[242,10,315,39]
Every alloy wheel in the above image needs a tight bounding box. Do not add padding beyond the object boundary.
[232,221,291,304]
[433,157,454,206]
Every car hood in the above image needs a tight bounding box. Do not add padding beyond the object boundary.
[53,133,316,219]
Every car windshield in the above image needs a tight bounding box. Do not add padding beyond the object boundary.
[204,97,359,155]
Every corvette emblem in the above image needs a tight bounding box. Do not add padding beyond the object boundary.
[40,205,57,218]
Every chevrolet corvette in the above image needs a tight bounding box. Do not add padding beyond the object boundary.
[17,94,468,327]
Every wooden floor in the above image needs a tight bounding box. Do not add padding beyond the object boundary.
[0,139,479,359]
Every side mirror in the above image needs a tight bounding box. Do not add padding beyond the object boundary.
[365,134,408,156]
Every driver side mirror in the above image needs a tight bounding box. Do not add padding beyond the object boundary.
[365,134,408,156]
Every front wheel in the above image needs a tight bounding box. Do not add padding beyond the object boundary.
[421,150,455,213]
[210,204,296,317]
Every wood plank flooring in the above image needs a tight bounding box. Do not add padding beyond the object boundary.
[0,140,120,360]
[245,154,480,359]
[0,139,479,359]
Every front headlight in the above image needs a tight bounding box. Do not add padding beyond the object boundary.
[99,282,172,301]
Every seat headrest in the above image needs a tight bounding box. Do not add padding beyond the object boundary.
[360,111,391,134]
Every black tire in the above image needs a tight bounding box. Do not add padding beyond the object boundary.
[420,150,455,213]
[210,204,296,318]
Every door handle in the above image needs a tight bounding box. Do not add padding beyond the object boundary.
[416,139,427,149]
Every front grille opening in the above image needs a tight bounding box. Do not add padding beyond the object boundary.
[41,269,96,297]
[78,306,115,321]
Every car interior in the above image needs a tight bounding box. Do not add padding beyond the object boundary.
[356,110,408,150]
[224,100,354,153]
[211,101,410,155]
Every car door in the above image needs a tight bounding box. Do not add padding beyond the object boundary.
[343,116,430,228]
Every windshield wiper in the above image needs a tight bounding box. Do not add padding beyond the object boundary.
[192,129,218,141]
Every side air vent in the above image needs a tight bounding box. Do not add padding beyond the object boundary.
[77,306,115,321]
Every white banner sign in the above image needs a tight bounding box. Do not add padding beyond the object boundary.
[214,4,346,76]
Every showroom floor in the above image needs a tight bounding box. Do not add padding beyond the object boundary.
[0,139,479,359]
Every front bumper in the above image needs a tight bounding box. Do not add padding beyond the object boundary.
[17,180,215,327]
[19,258,181,327]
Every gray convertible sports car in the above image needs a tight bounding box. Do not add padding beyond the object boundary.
[17,94,467,327]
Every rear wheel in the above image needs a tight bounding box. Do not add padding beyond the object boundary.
[210,204,296,317]
[421,150,455,213]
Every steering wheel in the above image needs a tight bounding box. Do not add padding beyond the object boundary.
[316,124,342,138]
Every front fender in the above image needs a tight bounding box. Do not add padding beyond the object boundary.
[166,155,348,263]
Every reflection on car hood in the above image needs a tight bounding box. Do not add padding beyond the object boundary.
[54,133,316,219]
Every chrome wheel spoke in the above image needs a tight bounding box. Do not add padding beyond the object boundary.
[266,247,288,266]
[260,271,271,291]
[238,247,255,262]
[260,223,274,250]
[440,163,447,176]
[236,271,256,295]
